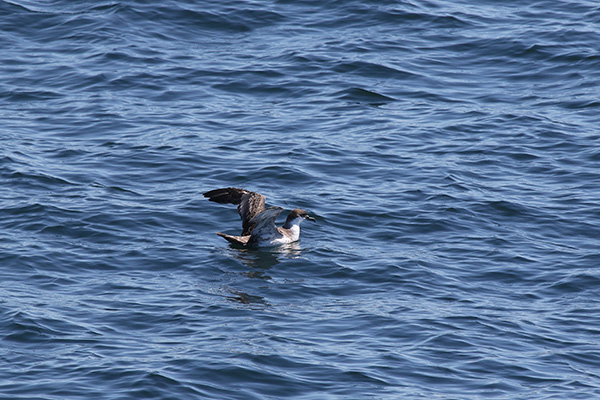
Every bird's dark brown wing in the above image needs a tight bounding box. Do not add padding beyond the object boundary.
[203,187,266,235]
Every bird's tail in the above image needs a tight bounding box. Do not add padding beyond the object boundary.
[216,232,250,246]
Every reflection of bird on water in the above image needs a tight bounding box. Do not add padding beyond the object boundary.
[228,242,303,271]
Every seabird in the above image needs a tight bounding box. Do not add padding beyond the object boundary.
[203,187,315,247]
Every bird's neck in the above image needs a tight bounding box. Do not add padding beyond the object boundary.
[282,217,302,240]
[283,217,302,230]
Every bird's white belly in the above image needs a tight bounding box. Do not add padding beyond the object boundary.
[252,233,295,247]
[250,224,300,247]
[267,236,294,246]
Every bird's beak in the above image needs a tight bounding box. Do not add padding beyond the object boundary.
[306,215,316,222]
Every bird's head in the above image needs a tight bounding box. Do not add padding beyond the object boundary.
[285,208,316,227]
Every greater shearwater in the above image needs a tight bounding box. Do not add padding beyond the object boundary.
[203,187,315,247]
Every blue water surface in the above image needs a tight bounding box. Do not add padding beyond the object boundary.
[1,0,600,399]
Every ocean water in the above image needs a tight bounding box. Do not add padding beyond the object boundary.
[1,0,600,398]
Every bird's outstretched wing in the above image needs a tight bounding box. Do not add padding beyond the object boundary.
[247,207,283,247]
[203,187,266,235]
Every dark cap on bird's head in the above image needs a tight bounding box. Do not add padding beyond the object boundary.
[287,208,316,223]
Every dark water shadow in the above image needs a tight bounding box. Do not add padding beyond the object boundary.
[223,243,303,306]
[225,242,303,271]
